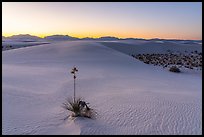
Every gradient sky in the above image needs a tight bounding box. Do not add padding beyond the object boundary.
[2,2,202,40]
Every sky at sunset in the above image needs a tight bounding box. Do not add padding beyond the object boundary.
[2,2,202,40]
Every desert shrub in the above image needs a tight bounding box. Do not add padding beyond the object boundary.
[62,97,97,119]
[144,61,149,64]
[169,66,181,73]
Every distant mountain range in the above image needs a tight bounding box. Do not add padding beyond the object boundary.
[2,34,202,43]
[44,35,79,41]
[2,34,42,42]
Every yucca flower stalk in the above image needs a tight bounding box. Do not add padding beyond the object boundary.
[71,66,78,103]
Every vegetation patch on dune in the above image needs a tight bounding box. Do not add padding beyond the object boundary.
[132,50,202,71]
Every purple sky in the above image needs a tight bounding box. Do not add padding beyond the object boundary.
[2,2,202,40]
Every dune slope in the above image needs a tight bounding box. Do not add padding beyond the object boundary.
[2,41,202,135]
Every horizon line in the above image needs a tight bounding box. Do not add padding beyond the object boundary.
[2,33,202,41]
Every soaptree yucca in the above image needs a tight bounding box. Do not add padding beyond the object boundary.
[62,66,97,119]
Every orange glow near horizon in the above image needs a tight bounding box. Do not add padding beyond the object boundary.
[2,32,201,40]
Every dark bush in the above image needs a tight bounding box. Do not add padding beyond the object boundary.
[169,66,181,73]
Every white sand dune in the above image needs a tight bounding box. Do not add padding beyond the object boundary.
[2,41,202,135]
[100,41,202,55]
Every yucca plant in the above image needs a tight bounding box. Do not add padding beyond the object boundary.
[62,97,82,117]
[62,66,97,119]
[62,97,97,119]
